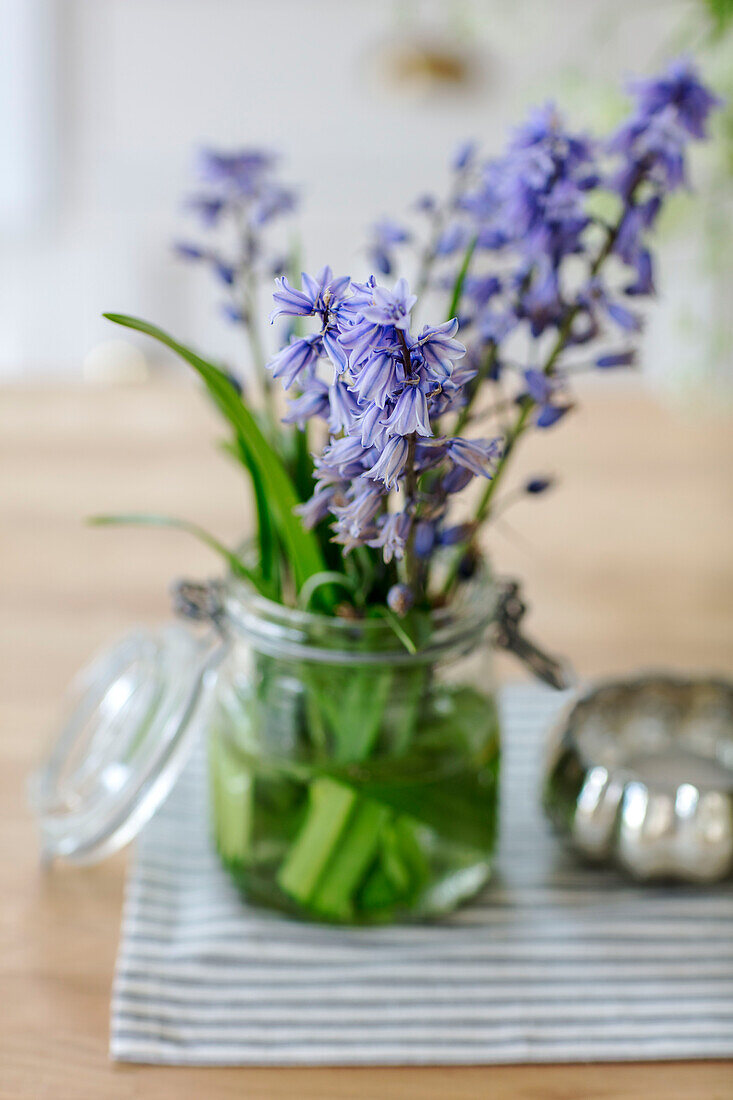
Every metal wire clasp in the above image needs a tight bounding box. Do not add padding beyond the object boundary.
[493,579,574,690]
[171,579,227,630]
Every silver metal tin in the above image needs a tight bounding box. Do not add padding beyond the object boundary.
[543,675,733,883]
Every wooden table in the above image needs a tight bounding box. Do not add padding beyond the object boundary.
[2,380,731,1099]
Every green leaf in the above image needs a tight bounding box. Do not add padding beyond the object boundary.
[103,314,326,594]
[297,571,357,611]
[220,436,281,599]
[88,513,267,592]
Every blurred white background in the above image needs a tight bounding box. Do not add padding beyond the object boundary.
[1,0,730,394]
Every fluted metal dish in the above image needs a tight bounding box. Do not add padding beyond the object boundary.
[543,675,733,883]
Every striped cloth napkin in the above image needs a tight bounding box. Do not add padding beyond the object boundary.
[111,685,733,1064]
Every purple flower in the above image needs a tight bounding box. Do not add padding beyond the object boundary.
[251,185,297,226]
[525,476,554,494]
[213,261,236,287]
[439,523,474,546]
[174,241,207,261]
[267,333,322,389]
[331,479,384,547]
[442,464,474,494]
[367,512,410,563]
[186,196,226,227]
[197,147,275,192]
[368,219,410,275]
[270,275,318,321]
[595,350,636,369]
[628,58,722,139]
[523,369,555,405]
[417,319,466,381]
[464,274,502,308]
[624,249,655,297]
[535,403,572,428]
[413,521,437,558]
[283,375,330,427]
[360,278,417,331]
[328,378,362,435]
[296,481,342,528]
[434,223,469,257]
[447,437,502,478]
[322,328,350,374]
[352,350,401,408]
[337,318,387,369]
[318,436,374,480]
[355,401,389,449]
[381,385,432,437]
[366,435,409,489]
[452,140,477,172]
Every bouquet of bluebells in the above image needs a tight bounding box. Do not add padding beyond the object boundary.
[104,58,719,627]
[98,61,720,922]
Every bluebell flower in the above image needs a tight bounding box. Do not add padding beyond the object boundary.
[525,476,554,494]
[213,261,236,287]
[367,512,410,563]
[352,350,402,409]
[415,193,437,215]
[464,274,502,308]
[523,369,555,405]
[417,319,466,380]
[368,219,410,276]
[522,371,572,428]
[318,436,375,480]
[439,523,474,546]
[624,250,654,296]
[270,275,317,320]
[413,521,437,558]
[366,435,410,489]
[295,480,343,528]
[447,437,502,478]
[382,385,432,437]
[355,401,390,449]
[535,404,572,428]
[595,350,636,369]
[283,376,330,427]
[628,58,722,140]
[328,378,362,435]
[337,319,384,369]
[442,464,474,494]
[251,185,297,226]
[360,278,417,331]
[186,196,226,227]
[452,140,477,172]
[434,223,469,257]
[174,241,207,261]
[268,334,322,388]
[331,479,384,548]
[197,147,275,192]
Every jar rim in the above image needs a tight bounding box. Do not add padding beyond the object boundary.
[222,569,497,666]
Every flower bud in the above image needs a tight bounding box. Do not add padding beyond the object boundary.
[387,584,414,617]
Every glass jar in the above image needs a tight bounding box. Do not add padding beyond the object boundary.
[208,573,500,924]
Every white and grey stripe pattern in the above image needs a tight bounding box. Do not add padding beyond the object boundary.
[111,685,733,1065]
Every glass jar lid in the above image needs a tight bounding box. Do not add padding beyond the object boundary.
[29,625,223,865]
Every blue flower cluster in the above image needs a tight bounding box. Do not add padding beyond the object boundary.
[174,147,297,327]
[365,59,720,432]
[267,269,502,563]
